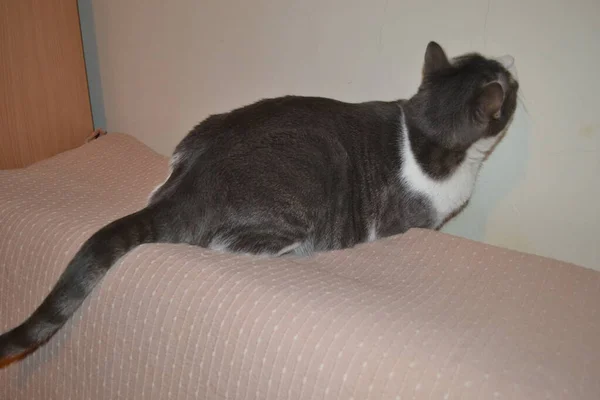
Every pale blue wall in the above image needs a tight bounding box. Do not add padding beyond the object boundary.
[78,0,106,129]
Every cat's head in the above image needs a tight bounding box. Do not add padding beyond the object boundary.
[407,41,519,150]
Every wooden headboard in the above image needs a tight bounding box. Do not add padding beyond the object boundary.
[0,0,93,169]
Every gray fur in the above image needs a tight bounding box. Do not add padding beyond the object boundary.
[0,42,518,364]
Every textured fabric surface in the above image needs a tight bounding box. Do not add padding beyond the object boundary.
[1,133,599,399]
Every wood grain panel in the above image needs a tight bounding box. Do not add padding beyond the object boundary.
[0,0,93,169]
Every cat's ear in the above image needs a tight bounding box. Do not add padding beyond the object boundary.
[423,41,450,75]
[475,82,505,121]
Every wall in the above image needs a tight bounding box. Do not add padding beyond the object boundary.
[78,0,106,129]
[89,0,600,270]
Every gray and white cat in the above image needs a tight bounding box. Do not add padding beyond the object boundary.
[0,41,519,364]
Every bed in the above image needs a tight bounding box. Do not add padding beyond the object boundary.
[1,133,598,399]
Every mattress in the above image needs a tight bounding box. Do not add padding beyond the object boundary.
[1,133,598,399]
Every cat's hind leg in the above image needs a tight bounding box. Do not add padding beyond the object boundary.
[208,227,309,257]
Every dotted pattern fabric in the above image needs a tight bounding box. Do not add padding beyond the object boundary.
[1,133,599,400]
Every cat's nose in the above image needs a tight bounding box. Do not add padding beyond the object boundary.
[496,55,514,69]
[496,54,518,81]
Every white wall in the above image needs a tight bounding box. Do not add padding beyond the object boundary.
[91,0,600,270]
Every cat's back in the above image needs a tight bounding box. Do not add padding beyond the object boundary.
[175,96,404,183]
[174,95,400,167]
[191,95,399,138]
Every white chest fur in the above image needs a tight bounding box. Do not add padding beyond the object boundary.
[399,114,498,227]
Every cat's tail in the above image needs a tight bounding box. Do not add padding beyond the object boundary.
[0,204,175,366]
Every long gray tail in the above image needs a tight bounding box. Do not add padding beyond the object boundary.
[0,205,171,365]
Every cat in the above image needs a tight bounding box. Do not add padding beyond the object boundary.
[0,41,519,364]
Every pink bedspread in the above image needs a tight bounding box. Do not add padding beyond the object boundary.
[1,133,599,399]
